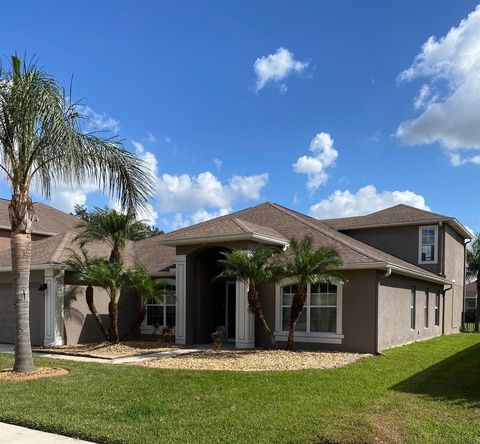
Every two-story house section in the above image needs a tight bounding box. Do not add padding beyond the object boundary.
[321,204,471,349]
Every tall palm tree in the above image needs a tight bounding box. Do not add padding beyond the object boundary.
[217,246,280,346]
[466,234,480,332]
[74,207,155,262]
[280,236,344,350]
[0,56,153,372]
[68,256,148,343]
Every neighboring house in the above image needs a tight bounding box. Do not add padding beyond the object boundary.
[465,281,477,309]
[0,201,471,353]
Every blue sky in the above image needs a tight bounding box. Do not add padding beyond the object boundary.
[1,0,480,232]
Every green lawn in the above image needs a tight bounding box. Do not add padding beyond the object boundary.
[1,334,480,443]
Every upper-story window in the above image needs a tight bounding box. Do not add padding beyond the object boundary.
[418,225,438,264]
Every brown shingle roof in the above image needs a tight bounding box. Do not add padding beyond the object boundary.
[0,198,79,235]
[154,202,447,281]
[322,204,450,229]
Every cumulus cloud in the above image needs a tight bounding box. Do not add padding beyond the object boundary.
[213,158,222,170]
[293,132,338,191]
[254,47,309,93]
[76,105,120,133]
[396,5,480,164]
[309,185,430,219]
[164,208,232,230]
[156,171,268,214]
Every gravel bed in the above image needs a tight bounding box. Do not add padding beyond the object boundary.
[144,349,369,371]
[0,367,69,381]
[38,341,180,359]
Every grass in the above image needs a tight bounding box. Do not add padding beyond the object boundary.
[0,334,480,443]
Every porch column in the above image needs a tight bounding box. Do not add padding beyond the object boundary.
[43,269,64,346]
[175,255,187,345]
[235,280,255,348]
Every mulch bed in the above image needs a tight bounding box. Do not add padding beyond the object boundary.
[37,341,180,359]
[144,349,369,371]
[0,367,69,382]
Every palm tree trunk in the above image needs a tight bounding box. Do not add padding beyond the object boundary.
[287,288,307,351]
[108,290,120,343]
[247,287,276,347]
[9,196,35,373]
[85,285,109,340]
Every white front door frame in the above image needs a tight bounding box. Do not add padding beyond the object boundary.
[235,280,255,348]
[174,255,187,345]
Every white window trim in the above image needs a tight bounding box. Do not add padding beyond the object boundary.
[274,278,343,344]
[418,225,438,265]
[141,278,176,334]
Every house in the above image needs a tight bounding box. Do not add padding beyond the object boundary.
[465,281,477,309]
[0,200,471,353]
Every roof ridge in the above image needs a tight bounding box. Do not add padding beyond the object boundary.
[51,231,76,263]
[268,203,384,263]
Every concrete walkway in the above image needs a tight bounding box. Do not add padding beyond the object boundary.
[0,422,93,443]
[0,344,200,364]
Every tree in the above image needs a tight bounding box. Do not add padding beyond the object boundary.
[466,235,480,332]
[72,204,163,238]
[279,236,344,350]
[121,265,173,340]
[68,255,149,343]
[0,56,153,372]
[217,247,280,346]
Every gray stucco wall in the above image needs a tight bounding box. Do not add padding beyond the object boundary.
[378,274,444,350]
[0,270,45,345]
[63,271,138,344]
[342,225,441,276]
[257,269,378,353]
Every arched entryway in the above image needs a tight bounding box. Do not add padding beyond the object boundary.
[190,247,236,344]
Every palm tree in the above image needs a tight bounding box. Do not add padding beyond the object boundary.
[69,256,149,343]
[466,235,480,332]
[217,246,280,346]
[280,236,344,350]
[121,267,173,340]
[0,56,153,372]
[74,207,159,262]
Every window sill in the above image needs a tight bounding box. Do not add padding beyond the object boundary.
[274,332,343,344]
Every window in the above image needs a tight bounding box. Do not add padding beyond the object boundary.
[435,291,440,326]
[310,283,337,333]
[145,283,176,329]
[419,226,438,264]
[466,297,477,309]
[424,290,429,328]
[411,287,416,330]
[282,284,305,332]
[279,282,341,335]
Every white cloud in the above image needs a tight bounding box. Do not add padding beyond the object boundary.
[254,47,309,93]
[49,190,88,213]
[76,105,120,133]
[156,171,268,213]
[132,141,158,177]
[213,158,222,170]
[309,185,430,219]
[293,132,338,191]
[396,6,480,159]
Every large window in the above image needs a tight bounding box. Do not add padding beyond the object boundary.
[411,287,416,330]
[144,283,176,330]
[419,226,438,264]
[435,291,440,326]
[424,290,429,328]
[279,281,341,336]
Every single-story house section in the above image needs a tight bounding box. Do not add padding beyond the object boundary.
[0,200,472,353]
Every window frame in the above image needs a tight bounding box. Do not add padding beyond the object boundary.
[141,278,176,334]
[424,289,429,328]
[418,225,438,265]
[411,287,416,330]
[434,291,441,327]
[274,278,344,344]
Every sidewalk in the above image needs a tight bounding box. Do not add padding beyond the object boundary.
[0,422,93,443]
